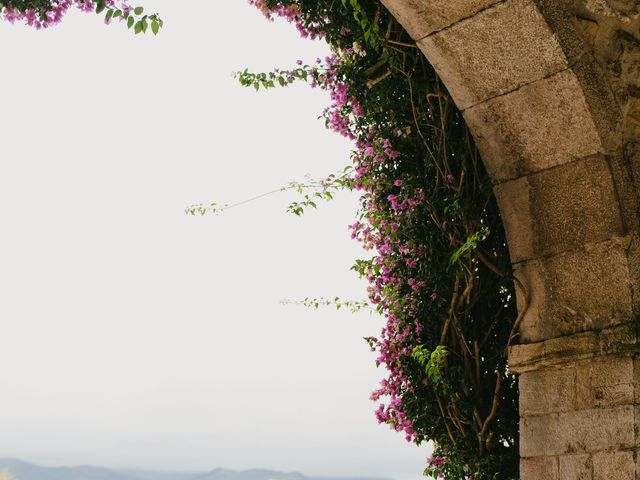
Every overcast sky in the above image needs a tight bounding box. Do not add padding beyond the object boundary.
[0,2,426,479]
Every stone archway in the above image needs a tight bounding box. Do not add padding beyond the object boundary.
[381,1,640,478]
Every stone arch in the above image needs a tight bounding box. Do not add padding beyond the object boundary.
[381,1,640,478]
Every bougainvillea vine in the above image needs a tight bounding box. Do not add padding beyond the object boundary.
[0,0,161,33]
[240,1,520,479]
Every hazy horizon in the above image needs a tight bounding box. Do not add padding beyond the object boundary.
[0,458,394,480]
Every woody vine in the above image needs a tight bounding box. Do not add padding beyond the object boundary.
[5,2,521,479]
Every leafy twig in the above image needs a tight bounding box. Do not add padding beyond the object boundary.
[281,296,372,313]
[185,167,353,217]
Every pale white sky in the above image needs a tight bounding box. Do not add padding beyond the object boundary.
[0,2,426,479]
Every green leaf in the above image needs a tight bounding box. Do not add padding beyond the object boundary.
[450,227,490,265]
[134,6,144,15]
[127,16,134,29]
[134,20,143,34]
[151,20,159,35]
[95,0,106,14]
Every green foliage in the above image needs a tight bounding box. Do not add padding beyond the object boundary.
[117,6,162,36]
[100,2,163,35]
[0,0,163,35]
[286,168,352,216]
[236,67,308,91]
[185,167,352,217]
[340,0,382,51]
[412,345,448,388]
[185,202,225,216]
[281,297,371,313]
[450,227,490,266]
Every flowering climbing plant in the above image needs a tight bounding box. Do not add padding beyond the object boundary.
[0,0,161,33]
[240,1,521,479]
[6,0,521,476]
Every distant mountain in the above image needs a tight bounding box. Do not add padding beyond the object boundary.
[0,460,394,480]
[116,470,194,480]
[0,459,140,480]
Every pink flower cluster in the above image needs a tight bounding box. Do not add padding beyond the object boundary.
[325,82,430,443]
[0,0,130,29]
[248,0,435,450]
[326,91,433,444]
[267,54,363,140]
[247,0,323,39]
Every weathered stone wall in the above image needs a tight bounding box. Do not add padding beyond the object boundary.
[382,0,640,477]
[511,324,640,478]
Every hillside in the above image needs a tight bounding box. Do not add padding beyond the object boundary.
[0,460,394,480]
